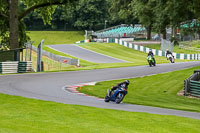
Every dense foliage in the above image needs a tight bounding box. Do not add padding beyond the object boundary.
[0,0,77,49]
[1,0,200,49]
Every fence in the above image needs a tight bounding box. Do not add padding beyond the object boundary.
[24,43,79,71]
[184,70,200,97]
[28,44,79,66]
[0,61,33,74]
[0,48,24,62]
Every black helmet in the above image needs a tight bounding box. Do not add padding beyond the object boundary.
[125,80,130,85]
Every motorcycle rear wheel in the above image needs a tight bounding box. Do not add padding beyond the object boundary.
[169,57,173,63]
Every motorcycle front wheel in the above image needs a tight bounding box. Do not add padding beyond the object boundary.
[104,96,110,102]
[148,61,152,67]
[115,92,124,104]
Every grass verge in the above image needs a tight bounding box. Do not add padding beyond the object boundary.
[78,43,185,64]
[29,43,183,72]
[78,66,200,112]
[27,31,85,46]
[0,93,199,132]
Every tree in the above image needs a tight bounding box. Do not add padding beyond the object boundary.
[131,0,156,40]
[109,0,137,25]
[0,0,77,49]
[64,0,109,30]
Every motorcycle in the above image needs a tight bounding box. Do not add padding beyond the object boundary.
[104,86,127,104]
[147,55,156,67]
[166,54,175,63]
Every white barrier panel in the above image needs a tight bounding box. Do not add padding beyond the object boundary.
[173,53,176,59]
[152,49,156,55]
[146,48,150,53]
[180,54,184,60]
[119,40,123,45]
[134,45,138,50]
[124,41,127,47]
[115,39,118,44]
[158,50,162,56]
[129,43,133,48]
[140,46,144,52]
[187,54,190,60]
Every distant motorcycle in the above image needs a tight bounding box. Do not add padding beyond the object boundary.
[166,54,175,63]
[104,86,127,104]
[147,55,156,67]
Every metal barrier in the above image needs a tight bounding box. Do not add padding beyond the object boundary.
[0,61,33,74]
[28,44,79,66]
[184,70,200,97]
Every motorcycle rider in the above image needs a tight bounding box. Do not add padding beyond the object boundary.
[109,80,130,96]
[147,50,156,63]
[166,49,174,58]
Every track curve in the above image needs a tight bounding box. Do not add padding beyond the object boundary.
[0,61,200,119]
[48,44,127,63]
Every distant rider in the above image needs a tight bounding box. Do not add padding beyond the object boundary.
[110,80,130,96]
[166,49,173,58]
[147,50,156,63]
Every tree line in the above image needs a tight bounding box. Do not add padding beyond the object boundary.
[0,0,200,49]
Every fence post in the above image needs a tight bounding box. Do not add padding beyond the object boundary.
[184,79,189,96]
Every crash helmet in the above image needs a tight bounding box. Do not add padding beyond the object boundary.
[125,80,130,85]
[166,49,169,52]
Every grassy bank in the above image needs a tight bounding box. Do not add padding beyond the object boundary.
[79,43,184,64]
[0,93,199,132]
[78,66,200,112]
[29,43,182,72]
[26,31,190,71]
[27,31,84,46]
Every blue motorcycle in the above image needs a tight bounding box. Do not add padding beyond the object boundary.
[104,86,127,104]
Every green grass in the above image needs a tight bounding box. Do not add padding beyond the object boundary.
[180,40,200,48]
[79,43,184,64]
[26,31,189,71]
[27,31,85,46]
[0,93,199,132]
[143,43,200,54]
[28,42,182,72]
[78,66,200,112]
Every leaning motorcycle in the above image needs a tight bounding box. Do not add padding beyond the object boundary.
[166,54,175,63]
[147,55,156,67]
[104,86,127,104]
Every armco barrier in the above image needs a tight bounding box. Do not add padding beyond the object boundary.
[30,45,79,66]
[0,62,18,73]
[184,70,200,97]
[0,61,33,74]
[18,61,33,73]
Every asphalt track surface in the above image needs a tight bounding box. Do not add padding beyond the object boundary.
[0,62,200,120]
[47,44,127,63]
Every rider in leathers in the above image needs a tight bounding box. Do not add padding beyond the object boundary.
[109,80,130,96]
[147,50,156,64]
[166,49,173,58]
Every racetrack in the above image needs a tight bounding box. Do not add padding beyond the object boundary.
[47,44,128,63]
[0,61,200,119]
